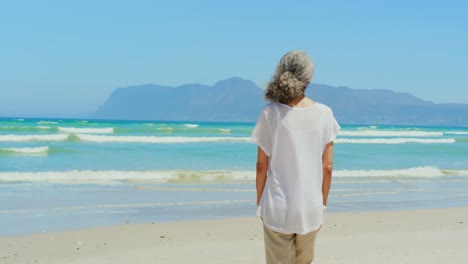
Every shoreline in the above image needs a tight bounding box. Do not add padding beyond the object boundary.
[3,173,468,236]
[1,207,467,264]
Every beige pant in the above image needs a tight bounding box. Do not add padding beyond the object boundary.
[263,224,319,264]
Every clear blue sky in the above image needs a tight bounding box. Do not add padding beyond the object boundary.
[1,0,467,117]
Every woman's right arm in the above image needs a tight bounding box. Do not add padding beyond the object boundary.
[322,141,334,206]
[256,146,269,206]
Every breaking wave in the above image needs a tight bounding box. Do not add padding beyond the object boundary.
[184,124,199,128]
[76,134,249,143]
[37,121,58,125]
[335,138,455,144]
[0,134,249,143]
[1,167,467,184]
[338,130,444,137]
[0,146,49,155]
[58,127,114,134]
[0,133,457,144]
[0,134,69,142]
[444,131,468,135]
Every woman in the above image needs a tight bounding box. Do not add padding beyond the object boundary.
[251,50,340,264]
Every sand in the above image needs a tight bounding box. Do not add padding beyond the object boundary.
[1,207,467,264]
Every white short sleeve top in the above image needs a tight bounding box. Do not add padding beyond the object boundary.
[251,102,340,234]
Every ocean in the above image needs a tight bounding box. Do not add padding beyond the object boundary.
[0,118,467,235]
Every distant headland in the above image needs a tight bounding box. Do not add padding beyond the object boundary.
[93,77,468,126]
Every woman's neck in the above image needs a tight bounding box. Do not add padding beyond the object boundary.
[288,95,306,107]
[287,95,316,108]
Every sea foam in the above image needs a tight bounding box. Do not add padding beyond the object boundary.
[0,146,49,155]
[338,130,444,137]
[0,133,455,144]
[0,134,69,142]
[444,131,468,135]
[0,170,254,183]
[37,121,58,125]
[335,138,455,144]
[1,167,466,184]
[58,127,114,134]
[76,134,250,143]
[218,128,231,133]
[333,166,449,177]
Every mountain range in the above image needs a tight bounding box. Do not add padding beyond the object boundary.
[93,77,468,125]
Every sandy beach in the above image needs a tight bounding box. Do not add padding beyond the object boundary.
[1,206,467,264]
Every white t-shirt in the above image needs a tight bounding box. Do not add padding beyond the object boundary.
[251,102,340,234]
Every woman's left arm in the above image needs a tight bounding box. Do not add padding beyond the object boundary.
[256,146,268,205]
[322,141,334,206]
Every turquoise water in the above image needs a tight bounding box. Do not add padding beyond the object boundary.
[1,118,467,235]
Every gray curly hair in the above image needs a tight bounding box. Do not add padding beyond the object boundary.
[265,50,314,104]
